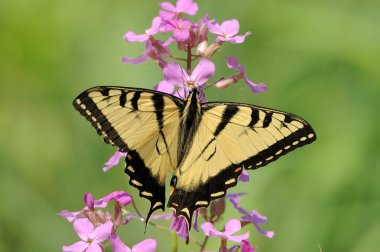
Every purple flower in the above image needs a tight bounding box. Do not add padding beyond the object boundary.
[162,58,214,100]
[63,219,112,252]
[159,0,199,20]
[208,19,251,44]
[169,216,189,240]
[242,211,275,238]
[111,235,157,252]
[240,240,256,252]
[227,193,275,238]
[122,38,173,68]
[239,170,250,182]
[102,150,128,172]
[225,56,267,93]
[201,219,249,243]
[164,19,193,41]
[124,17,162,43]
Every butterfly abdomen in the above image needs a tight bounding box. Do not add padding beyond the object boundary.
[177,89,202,166]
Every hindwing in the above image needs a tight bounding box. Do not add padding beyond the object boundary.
[167,102,316,224]
[73,86,184,221]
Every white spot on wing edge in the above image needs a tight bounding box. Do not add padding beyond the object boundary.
[127,166,135,173]
[300,136,307,141]
[131,180,142,187]
[225,178,236,185]
[141,191,153,197]
[195,201,209,206]
[308,133,314,139]
[80,104,86,109]
[152,202,163,209]
[266,156,273,161]
[275,150,283,155]
[75,99,81,105]
[210,191,224,198]
[181,208,190,217]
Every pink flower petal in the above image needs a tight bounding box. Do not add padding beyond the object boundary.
[86,243,102,252]
[241,240,256,252]
[176,0,198,16]
[63,241,89,252]
[155,80,175,94]
[122,54,149,64]
[159,2,177,12]
[173,28,190,41]
[163,62,190,86]
[110,234,131,252]
[73,218,94,241]
[124,32,150,43]
[224,219,243,236]
[132,239,157,252]
[146,17,162,35]
[190,58,215,86]
[95,191,132,208]
[221,32,251,44]
[221,19,240,36]
[207,22,223,36]
[59,210,82,222]
[227,232,250,243]
[90,221,113,243]
[102,151,128,172]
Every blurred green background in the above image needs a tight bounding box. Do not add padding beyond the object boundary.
[1,0,380,251]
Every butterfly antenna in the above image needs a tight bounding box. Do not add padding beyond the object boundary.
[203,77,225,91]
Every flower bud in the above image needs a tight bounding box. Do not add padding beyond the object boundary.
[210,197,225,222]
[84,192,94,210]
[196,40,208,56]
[202,42,221,58]
[215,77,235,89]
[113,203,123,228]
[95,210,107,224]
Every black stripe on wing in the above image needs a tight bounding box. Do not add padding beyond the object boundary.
[124,150,166,225]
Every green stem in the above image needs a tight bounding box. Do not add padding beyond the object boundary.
[172,231,178,252]
[200,236,209,252]
[186,43,192,74]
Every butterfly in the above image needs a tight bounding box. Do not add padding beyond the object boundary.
[73,86,316,227]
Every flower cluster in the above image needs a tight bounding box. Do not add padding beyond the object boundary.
[63,0,273,251]
[60,192,157,252]
[122,0,266,100]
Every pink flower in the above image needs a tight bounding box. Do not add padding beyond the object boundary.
[94,191,132,208]
[240,240,256,252]
[102,150,128,172]
[124,17,162,43]
[111,235,157,252]
[164,19,193,41]
[122,38,173,68]
[169,216,189,240]
[159,0,199,20]
[63,219,112,252]
[227,193,274,238]
[225,56,267,93]
[162,58,214,100]
[201,219,249,243]
[208,19,251,44]
[59,191,132,222]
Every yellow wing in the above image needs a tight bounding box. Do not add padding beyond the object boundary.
[168,102,316,224]
[73,86,184,220]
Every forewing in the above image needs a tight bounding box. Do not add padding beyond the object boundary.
[168,102,316,224]
[73,86,184,221]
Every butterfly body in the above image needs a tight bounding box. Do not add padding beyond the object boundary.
[73,86,316,226]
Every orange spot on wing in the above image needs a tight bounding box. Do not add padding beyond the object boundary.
[170,186,175,196]
[172,203,178,207]
[127,154,132,160]
[235,167,242,172]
